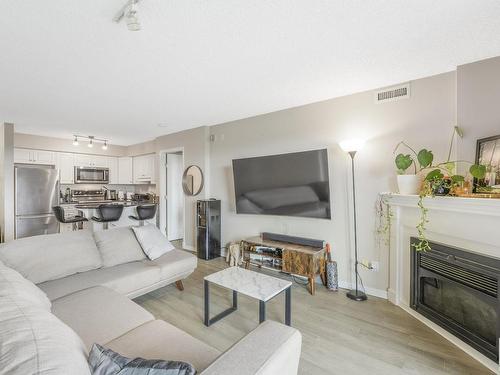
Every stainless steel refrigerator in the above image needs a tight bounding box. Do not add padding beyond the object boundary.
[15,164,59,239]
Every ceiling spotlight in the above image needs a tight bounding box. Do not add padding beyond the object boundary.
[102,141,108,150]
[114,0,141,31]
[72,136,79,146]
[88,136,94,148]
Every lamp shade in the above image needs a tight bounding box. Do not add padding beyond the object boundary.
[339,139,365,153]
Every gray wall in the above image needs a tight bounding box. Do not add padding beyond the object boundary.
[0,123,15,241]
[457,56,500,163]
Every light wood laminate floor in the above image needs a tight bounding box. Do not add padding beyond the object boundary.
[135,256,493,375]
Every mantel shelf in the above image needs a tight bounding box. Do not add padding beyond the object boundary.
[380,192,500,217]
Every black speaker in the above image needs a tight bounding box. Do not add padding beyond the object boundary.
[261,232,324,248]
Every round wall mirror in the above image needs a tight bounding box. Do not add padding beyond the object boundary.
[182,165,204,196]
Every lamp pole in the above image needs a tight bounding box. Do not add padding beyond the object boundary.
[346,150,367,302]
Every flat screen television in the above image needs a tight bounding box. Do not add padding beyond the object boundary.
[232,149,331,219]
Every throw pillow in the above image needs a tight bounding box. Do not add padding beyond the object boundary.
[93,226,146,267]
[132,224,175,260]
[88,343,196,375]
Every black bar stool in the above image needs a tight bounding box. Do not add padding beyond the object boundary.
[53,206,88,231]
[92,204,124,230]
[129,204,157,226]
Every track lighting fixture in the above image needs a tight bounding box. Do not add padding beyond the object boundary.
[72,135,109,150]
[114,0,142,31]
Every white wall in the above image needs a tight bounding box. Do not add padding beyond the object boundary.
[208,72,456,293]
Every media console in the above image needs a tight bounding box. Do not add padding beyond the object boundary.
[241,235,326,295]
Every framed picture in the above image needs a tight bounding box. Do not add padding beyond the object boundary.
[475,135,500,193]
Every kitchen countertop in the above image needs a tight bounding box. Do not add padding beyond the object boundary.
[69,201,157,209]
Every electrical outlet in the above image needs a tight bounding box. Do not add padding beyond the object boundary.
[371,261,380,272]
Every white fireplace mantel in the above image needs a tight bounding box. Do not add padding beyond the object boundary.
[381,193,500,373]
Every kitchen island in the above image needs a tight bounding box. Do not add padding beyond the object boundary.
[60,201,158,232]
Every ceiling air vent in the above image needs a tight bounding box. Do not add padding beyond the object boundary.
[374,83,410,103]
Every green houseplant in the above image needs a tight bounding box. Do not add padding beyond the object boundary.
[393,127,487,251]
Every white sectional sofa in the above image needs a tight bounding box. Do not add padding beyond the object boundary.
[0,227,302,375]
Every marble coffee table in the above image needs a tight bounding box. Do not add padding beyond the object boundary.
[204,266,292,327]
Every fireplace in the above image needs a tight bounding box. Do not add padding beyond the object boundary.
[411,238,500,362]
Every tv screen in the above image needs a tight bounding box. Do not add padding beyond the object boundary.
[232,149,331,219]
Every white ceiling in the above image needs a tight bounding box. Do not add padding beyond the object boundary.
[2,1,500,145]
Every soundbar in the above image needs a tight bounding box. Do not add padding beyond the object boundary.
[261,232,325,249]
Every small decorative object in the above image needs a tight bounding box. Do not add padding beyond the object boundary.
[226,242,242,267]
[325,243,338,291]
[474,135,500,194]
[396,174,421,195]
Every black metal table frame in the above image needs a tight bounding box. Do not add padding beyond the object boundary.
[204,280,291,327]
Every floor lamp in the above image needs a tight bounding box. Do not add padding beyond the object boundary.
[340,139,367,302]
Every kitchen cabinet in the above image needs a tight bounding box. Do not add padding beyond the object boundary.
[133,154,156,183]
[74,154,108,167]
[118,157,133,184]
[107,157,119,184]
[57,153,75,184]
[14,148,56,165]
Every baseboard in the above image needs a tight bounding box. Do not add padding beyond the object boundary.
[338,280,388,299]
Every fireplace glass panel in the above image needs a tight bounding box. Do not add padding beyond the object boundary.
[421,276,497,345]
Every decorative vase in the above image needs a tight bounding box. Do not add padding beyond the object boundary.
[397,174,420,195]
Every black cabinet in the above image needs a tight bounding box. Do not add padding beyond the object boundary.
[197,199,221,260]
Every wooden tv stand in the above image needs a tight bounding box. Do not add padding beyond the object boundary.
[241,236,326,295]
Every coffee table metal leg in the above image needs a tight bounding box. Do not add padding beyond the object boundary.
[259,300,266,323]
[204,280,210,326]
[285,286,291,326]
[204,282,238,327]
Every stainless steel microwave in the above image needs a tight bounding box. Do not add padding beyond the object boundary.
[74,166,109,184]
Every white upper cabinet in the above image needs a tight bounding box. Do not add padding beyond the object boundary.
[57,153,75,184]
[118,157,133,184]
[74,154,93,167]
[93,156,108,168]
[133,154,156,183]
[107,157,119,184]
[14,148,56,165]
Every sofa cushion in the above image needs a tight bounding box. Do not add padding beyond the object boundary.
[38,261,162,301]
[145,249,197,280]
[52,286,154,351]
[106,320,221,372]
[88,343,196,375]
[132,224,175,260]
[0,229,102,284]
[0,260,51,311]
[0,297,90,375]
[93,226,146,267]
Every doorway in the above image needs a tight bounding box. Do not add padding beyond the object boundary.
[159,148,184,244]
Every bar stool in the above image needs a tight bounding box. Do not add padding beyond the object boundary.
[92,204,124,230]
[129,204,157,226]
[53,206,88,231]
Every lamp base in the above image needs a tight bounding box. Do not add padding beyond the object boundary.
[346,289,367,301]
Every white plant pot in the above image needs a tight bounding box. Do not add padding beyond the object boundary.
[397,174,421,195]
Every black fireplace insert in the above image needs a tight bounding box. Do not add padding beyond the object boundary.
[411,238,500,362]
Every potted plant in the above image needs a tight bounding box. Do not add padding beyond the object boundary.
[393,143,433,195]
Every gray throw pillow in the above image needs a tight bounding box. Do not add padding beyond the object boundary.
[88,344,196,375]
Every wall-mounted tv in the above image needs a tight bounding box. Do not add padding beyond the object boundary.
[232,149,331,219]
